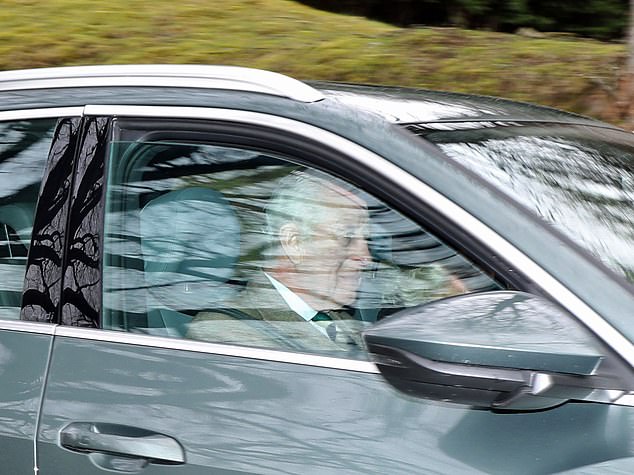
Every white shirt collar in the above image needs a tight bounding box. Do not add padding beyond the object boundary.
[264,273,318,322]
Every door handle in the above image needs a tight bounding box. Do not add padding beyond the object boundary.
[60,422,185,465]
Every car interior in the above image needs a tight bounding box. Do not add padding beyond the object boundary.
[102,138,502,344]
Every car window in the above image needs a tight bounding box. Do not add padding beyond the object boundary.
[103,139,502,356]
[0,118,57,320]
[414,123,634,287]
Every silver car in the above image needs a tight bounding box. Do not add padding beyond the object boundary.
[1,65,633,474]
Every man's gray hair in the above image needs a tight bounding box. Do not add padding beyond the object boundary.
[265,169,350,242]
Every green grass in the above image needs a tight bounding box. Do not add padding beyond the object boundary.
[1,0,627,122]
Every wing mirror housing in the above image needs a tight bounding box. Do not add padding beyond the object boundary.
[363,291,624,411]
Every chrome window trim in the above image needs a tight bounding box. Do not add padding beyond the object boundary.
[53,326,380,373]
[0,320,56,335]
[87,104,634,367]
[0,107,84,121]
[615,393,634,406]
[0,65,324,103]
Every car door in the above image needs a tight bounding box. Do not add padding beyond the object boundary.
[0,108,81,474]
[36,107,634,475]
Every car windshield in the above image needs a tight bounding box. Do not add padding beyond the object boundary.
[409,123,634,287]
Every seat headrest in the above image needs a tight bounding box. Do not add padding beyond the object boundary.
[0,203,34,246]
[140,187,240,310]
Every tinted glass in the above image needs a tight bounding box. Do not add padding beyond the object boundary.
[414,124,634,287]
[103,140,501,356]
[0,119,57,319]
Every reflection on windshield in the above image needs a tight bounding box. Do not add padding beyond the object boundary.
[416,124,634,286]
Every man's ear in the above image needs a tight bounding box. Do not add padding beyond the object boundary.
[279,223,303,265]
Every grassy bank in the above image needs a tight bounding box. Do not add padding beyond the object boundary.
[1,0,626,122]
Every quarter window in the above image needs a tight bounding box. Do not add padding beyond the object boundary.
[0,119,57,319]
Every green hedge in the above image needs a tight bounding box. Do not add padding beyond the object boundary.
[299,0,629,40]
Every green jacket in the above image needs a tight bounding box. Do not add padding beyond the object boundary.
[187,273,368,353]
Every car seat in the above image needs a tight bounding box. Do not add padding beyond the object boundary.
[139,187,241,337]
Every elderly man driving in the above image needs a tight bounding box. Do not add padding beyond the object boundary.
[187,170,372,351]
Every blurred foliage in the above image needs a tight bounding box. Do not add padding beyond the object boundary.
[0,0,628,124]
[299,0,629,40]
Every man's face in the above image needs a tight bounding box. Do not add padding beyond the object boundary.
[296,187,371,310]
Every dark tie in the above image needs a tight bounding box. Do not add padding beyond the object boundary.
[312,312,337,341]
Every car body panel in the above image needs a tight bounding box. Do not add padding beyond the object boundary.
[37,333,634,475]
[0,327,52,474]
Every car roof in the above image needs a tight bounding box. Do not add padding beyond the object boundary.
[311,81,608,127]
[0,64,325,103]
[0,64,611,129]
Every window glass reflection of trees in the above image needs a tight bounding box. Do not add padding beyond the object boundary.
[0,119,56,319]
[426,126,634,285]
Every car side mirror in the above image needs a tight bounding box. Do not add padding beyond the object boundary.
[363,291,623,411]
